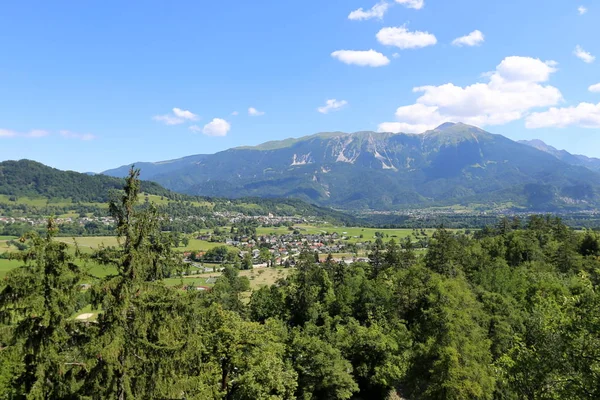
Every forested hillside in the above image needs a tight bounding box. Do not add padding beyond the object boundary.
[103,123,600,211]
[1,171,599,399]
[0,160,172,202]
[0,160,355,227]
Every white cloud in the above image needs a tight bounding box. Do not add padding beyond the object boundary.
[0,128,50,138]
[392,53,400,58]
[348,2,390,20]
[452,30,485,47]
[395,0,424,10]
[60,130,95,140]
[331,49,390,67]
[248,107,265,116]
[376,26,437,49]
[0,129,17,138]
[526,102,600,128]
[589,83,600,93]
[153,107,198,125]
[378,56,562,133]
[199,118,231,137]
[578,6,587,15]
[172,107,198,121]
[231,111,239,116]
[26,130,50,138]
[574,45,595,63]
[318,99,348,114]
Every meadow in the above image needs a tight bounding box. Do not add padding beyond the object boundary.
[0,224,443,282]
[256,225,455,243]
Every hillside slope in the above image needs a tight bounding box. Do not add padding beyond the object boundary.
[0,159,354,223]
[102,123,600,211]
[519,139,600,172]
[0,160,172,202]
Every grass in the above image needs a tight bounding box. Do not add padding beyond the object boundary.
[55,236,120,247]
[73,304,100,322]
[256,225,460,244]
[0,241,18,254]
[244,267,291,288]
[179,238,230,252]
[162,267,292,290]
[55,236,120,253]
[0,259,25,278]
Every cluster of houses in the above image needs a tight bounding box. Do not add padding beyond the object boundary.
[213,211,326,226]
[0,216,112,226]
[195,230,374,266]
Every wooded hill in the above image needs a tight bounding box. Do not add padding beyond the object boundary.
[0,159,355,225]
[103,123,600,212]
[1,171,599,399]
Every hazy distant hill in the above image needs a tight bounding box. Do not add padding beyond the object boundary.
[102,123,600,211]
[518,139,600,172]
[102,154,209,181]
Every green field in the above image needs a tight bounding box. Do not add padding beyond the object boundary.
[0,192,213,213]
[0,236,17,240]
[256,225,458,243]
[55,236,120,250]
[0,259,25,278]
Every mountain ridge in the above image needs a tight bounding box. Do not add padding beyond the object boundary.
[518,139,600,172]
[102,123,600,211]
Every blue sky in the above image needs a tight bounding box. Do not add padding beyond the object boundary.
[0,0,599,172]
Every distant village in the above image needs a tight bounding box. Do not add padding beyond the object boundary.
[0,212,319,227]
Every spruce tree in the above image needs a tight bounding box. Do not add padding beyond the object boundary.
[0,218,85,398]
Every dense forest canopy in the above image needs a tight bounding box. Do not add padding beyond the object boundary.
[1,170,600,399]
[0,160,174,202]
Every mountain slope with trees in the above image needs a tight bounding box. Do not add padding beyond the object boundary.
[0,159,355,226]
[519,138,600,172]
[103,123,600,211]
[0,159,173,202]
[1,171,600,398]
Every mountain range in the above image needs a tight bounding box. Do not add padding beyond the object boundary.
[102,123,600,212]
[518,139,600,172]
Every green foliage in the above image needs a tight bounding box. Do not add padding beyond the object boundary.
[2,168,600,399]
[0,159,171,203]
[0,219,85,398]
[106,123,600,211]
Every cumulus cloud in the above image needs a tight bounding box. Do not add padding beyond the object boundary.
[348,2,390,20]
[395,0,424,10]
[452,30,485,47]
[574,45,595,63]
[589,83,600,93]
[378,56,562,133]
[0,129,50,138]
[153,107,199,125]
[376,26,437,49]
[526,102,600,128]
[172,108,198,120]
[60,130,95,140]
[197,118,231,137]
[578,6,587,15]
[317,99,348,114]
[331,49,390,67]
[248,107,265,116]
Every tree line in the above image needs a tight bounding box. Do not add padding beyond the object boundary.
[1,170,600,398]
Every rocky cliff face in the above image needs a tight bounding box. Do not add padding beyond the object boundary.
[103,123,600,211]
